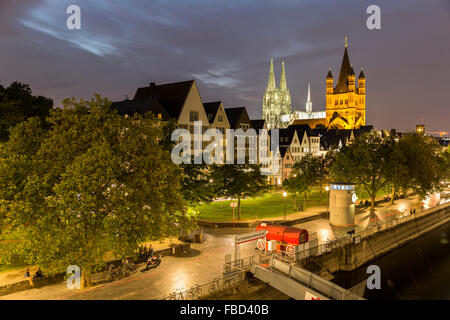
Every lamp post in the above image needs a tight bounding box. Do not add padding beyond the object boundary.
[283,191,287,220]
[325,186,330,213]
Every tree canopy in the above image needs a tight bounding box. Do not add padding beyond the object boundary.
[0,95,194,287]
[331,132,395,212]
[284,153,334,209]
[210,164,269,219]
[0,82,53,141]
[331,132,446,211]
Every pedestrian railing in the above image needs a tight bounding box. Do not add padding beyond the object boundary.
[280,201,450,264]
[162,271,246,300]
[268,256,364,300]
[223,252,270,275]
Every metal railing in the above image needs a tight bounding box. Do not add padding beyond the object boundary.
[223,252,270,274]
[266,255,364,300]
[279,201,450,263]
[162,271,245,300]
[357,201,450,239]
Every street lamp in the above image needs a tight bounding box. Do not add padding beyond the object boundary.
[283,191,287,220]
[325,186,330,213]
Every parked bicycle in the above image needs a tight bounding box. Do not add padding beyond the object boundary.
[208,277,221,295]
[186,284,202,299]
[106,260,137,281]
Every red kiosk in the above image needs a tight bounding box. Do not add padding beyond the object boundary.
[256,223,309,256]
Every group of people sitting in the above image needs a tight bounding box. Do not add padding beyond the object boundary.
[360,200,373,208]
[24,268,43,287]
[138,244,155,261]
[385,194,403,202]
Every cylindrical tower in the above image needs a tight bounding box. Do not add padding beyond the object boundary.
[328,182,357,227]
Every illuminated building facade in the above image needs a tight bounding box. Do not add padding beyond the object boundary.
[263,38,366,130]
[325,38,366,129]
[262,59,292,130]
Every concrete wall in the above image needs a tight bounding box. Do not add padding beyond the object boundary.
[314,204,450,273]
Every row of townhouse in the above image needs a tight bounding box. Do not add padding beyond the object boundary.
[110,79,272,175]
[110,79,373,185]
[273,124,373,183]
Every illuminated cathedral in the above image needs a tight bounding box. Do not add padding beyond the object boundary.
[262,59,292,130]
[262,38,366,130]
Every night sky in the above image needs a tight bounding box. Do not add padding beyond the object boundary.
[1,0,449,132]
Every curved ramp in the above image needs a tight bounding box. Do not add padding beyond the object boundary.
[251,257,364,300]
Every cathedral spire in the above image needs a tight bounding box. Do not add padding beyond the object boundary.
[279,61,287,91]
[267,58,276,91]
[307,83,311,102]
[335,41,352,93]
[306,83,312,113]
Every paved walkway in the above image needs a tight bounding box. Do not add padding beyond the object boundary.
[0,231,259,300]
[263,205,328,222]
[292,194,422,243]
[0,237,183,289]
[0,194,424,300]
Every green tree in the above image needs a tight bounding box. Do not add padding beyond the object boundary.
[210,164,269,219]
[180,162,215,206]
[0,82,53,141]
[331,132,394,213]
[383,136,409,204]
[283,174,307,210]
[395,133,446,199]
[292,153,334,202]
[0,95,194,288]
[443,147,450,181]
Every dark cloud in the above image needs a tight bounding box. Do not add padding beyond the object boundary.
[0,0,448,132]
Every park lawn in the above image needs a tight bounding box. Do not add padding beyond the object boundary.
[354,186,390,201]
[196,189,329,221]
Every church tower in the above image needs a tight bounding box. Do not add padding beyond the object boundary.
[262,59,292,130]
[325,38,366,129]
